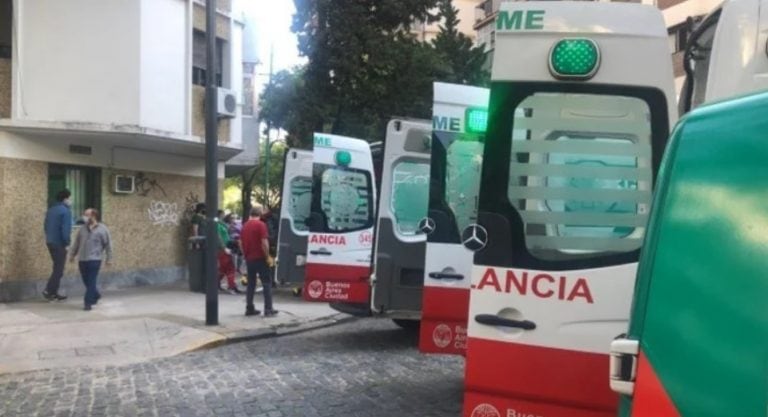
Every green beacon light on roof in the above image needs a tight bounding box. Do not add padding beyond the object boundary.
[335,150,352,166]
[549,38,600,80]
[465,107,489,134]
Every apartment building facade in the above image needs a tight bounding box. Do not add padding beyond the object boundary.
[411,0,482,42]
[0,0,252,301]
[473,0,723,92]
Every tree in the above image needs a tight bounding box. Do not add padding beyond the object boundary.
[290,0,442,145]
[432,0,489,86]
[225,141,287,218]
[258,67,323,148]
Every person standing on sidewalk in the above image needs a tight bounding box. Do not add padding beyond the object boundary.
[216,211,240,294]
[69,209,113,311]
[241,205,278,317]
[43,189,73,301]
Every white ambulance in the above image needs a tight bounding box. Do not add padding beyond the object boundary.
[462,3,677,417]
[302,134,378,304]
[678,0,768,114]
[419,82,490,354]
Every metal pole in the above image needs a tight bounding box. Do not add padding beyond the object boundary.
[204,0,219,326]
[263,45,275,208]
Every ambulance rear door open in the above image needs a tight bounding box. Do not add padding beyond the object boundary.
[370,119,431,318]
[303,134,377,304]
[419,82,490,355]
[463,3,677,417]
[276,149,312,285]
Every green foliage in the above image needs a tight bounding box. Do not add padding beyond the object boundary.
[226,141,287,215]
[259,0,489,147]
[432,0,490,86]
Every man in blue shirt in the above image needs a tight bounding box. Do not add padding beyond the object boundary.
[43,189,73,301]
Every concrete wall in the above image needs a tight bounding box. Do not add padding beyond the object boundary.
[14,0,141,124]
[139,0,189,133]
[0,58,9,118]
[0,156,205,301]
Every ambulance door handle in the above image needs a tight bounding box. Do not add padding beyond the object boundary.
[428,272,464,280]
[475,314,536,330]
[310,250,332,256]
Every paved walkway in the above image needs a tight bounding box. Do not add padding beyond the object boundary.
[0,285,344,375]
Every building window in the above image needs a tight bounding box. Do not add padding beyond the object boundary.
[48,165,102,225]
[192,30,224,87]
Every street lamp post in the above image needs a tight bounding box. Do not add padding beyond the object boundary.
[204,0,219,326]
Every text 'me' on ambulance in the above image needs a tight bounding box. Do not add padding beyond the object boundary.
[419,82,490,355]
[609,0,768,416]
[462,2,677,417]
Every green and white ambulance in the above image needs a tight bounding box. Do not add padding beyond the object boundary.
[609,90,768,417]
[462,2,677,416]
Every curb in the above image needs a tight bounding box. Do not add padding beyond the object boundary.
[190,313,358,352]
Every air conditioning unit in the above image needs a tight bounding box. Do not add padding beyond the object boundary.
[114,175,135,194]
[217,87,238,118]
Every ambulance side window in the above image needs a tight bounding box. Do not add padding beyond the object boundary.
[508,93,652,261]
[289,176,312,232]
[446,138,484,234]
[391,161,430,236]
[320,166,373,232]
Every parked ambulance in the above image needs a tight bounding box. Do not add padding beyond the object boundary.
[462,2,677,417]
[419,82,489,354]
[609,91,768,417]
[678,0,768,114]
[301,134,379,303]
[609,1,768,415]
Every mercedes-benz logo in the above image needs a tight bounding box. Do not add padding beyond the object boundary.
[418,217,436,235]
[461,224,488,252]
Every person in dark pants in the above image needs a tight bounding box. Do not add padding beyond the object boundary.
[43,189,73,301]
[69,209,113,311]
[240,205,278,317]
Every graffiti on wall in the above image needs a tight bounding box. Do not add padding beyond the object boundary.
[148,201,180,226]
[135,173,167,197]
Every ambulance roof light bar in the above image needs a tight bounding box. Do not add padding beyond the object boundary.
[465,107,489,134]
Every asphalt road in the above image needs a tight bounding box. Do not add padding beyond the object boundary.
[0,318,465,417]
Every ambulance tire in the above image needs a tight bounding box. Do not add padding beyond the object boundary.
[392,319,420,332]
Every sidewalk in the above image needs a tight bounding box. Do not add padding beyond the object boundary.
[0,284,346,375]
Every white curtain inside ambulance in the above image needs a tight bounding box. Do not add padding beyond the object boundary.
[446,137,483,234]
[391,161,430,236]
[320,167,372,232]
[288,176,312,232]
[509,93,652,260]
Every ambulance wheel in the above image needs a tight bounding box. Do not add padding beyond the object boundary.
[392,319,420,331]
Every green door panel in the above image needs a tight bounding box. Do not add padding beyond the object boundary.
[625,91,768,416]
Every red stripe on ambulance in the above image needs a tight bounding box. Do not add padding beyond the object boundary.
[464,337,617,417]
[474,268,594,304]
[303,263,370,303]
[419,286,470,354]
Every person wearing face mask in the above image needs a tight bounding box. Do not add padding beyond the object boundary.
[43,189,73,301]
[69,208,113,311]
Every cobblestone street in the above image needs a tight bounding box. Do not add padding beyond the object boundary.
[0,318,464,417]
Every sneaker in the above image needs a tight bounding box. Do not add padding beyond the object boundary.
[232,288,244,295]
[227,289,238,296]
[264,310,279,317]
[43,291,67,301]
[245,307,261,317]
[84,305,92,311]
